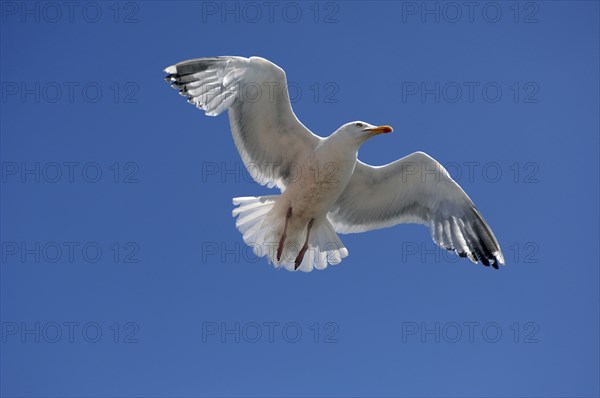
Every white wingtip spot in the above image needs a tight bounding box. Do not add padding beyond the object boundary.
[339,248,349,258]
[164,65,177,74]
[494,251,506,265]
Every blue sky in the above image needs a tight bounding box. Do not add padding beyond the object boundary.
[1,1,599,397]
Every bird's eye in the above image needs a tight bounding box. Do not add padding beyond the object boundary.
[355,123,363,128]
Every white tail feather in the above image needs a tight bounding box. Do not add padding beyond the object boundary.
[232,195,348,272]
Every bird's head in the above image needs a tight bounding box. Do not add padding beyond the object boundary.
[338,121,394,146]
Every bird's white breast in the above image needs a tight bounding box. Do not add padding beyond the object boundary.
[282,139,357,222]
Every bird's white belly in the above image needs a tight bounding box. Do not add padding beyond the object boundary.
[282,154,354,222]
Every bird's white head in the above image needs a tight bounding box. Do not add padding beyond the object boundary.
[336,121,394,147]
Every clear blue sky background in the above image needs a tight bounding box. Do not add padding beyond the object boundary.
[1,1,599,397]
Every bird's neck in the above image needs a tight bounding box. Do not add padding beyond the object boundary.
[326,129,363,151]
[317,134,359,171]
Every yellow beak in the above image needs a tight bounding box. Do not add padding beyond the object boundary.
[365,125,394,135]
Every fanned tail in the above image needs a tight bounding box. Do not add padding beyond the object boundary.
[232,196,348,272]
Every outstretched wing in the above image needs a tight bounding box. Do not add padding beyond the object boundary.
[164,56,321,190]
[328,151,504,268]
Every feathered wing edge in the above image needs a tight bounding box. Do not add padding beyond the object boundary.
[328,152,505,269]
[164,56,321,191]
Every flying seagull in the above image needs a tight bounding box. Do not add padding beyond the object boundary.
[164,56,504,272]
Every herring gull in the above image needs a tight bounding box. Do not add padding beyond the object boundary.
[164,56,504,272]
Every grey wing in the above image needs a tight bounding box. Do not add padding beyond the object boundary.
[165,56,321,190]
[327,151,505,268]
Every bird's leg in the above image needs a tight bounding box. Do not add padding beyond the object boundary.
[277,207,292,261]
[294,219,315,270]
